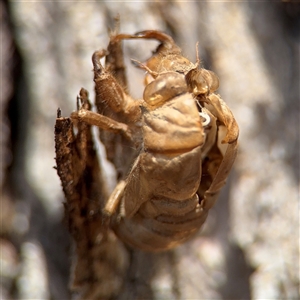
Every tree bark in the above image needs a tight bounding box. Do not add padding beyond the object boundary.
[2,1,299,299]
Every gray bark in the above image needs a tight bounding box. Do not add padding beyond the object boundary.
[2,1,299,299]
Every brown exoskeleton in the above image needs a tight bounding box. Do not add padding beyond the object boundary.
[71,30,239,252]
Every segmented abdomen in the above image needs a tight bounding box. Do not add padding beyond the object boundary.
[112,95,209,251]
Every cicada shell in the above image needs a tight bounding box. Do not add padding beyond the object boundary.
[68,30,239,252]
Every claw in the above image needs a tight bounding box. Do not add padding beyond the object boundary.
[92,50,108,74]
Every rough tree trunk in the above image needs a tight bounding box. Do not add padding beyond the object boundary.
[1,1,299,299]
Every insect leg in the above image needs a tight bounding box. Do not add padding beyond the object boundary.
[103,180,126,217]
[70,89,132,140]
[92,51,141,122]
[202,94,239,209]
[202,140,238,210]
[114,30,180,53]
[207,94,239,144]
[71,109,133,141]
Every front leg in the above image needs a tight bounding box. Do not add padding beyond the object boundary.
[92,49,142,178]
[92,51,141,123]
[207,94,239,144]
[201,94,239,209]
[202,140,238,210]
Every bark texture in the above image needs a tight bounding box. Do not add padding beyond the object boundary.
[2,1,299,299]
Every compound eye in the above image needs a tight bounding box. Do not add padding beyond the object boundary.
[207,70,219,92]
[186,69,219,96]
[143,72,187,107]
[193,72,209,95]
